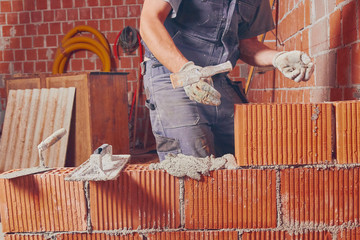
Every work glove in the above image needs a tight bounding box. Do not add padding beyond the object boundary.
[170,61,232,106]
[273,51,314,83]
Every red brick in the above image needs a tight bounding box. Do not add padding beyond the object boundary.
[55,9,66,21]
[5,235,47,240]
[23,1,35,11]
[281,167,360,227]
[315,52,336,87]
[12,1,23,11]
[49,23,61,34]
[242,231,332,239]
[112,19,125,31]
[6,12,18,24]
[43,10,54,22]
[62,0,73,8]
[117,6,128,18]
[352,43,360,84]
[70,59,83,71]
[61,22,75,34]
[79,8,91,19]
[0,169,87,233]
[88,0,99,6]
[3,50,13,61]
[337,47,350,86]
[36,0,47,9]
[309,88,331,102]
[344,88,358,100]
[343,1,357,45]
[23,61,34,73]
[14,50,24,61]
[37,23,48,35]
[104,7,115,18]
[50,0,60,9]
[19,12,30,24]
[89,165,181,230]
[330,87,343,101]
[99,19,111,32]
[87,20,99,30]
[26,49,37,61]
[67,9,78,21]
[45,36,57,48]
[30,11,42,23]
[335,101,360,164]
[339,228,360,239]
[129,5,141,17]
[35,61,46,72]
[0,13,5,24]
[57,233,142,240]
[330,9,341,48]
[21,37,32,49]
[1,1,11,12]
[33,36,44,48]
[148,231,239,239]
[310,18,328,55]
[75,1,86,7]
[0,62,9,73]
[185,169,277,229]
[235,103,334,166]
[304,0,311,26]
[91,7,103,19]
[9,38,20,49]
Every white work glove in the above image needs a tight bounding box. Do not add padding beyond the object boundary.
[170,61,232,106]
[273,51,314,82]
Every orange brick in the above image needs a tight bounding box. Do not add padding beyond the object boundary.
[281,168,360,227]
[89,164,181,230]
[147,231,238,240]
[57,233,142,240]
[242,231,332,239]
[335,101,360,164]
[5,235,47,240]
[235,103,334,166]
[0,169,87,233]
[338,228,360,239]
[184,169,277,229]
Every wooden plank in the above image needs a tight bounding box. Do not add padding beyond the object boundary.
[0,88,75,172]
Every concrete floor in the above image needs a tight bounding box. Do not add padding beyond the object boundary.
[0,223,4,240]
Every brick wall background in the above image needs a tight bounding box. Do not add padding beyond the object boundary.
[248,0,360,103]
[0,0,359,147]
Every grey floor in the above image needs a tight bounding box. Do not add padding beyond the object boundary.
[0,223,4,240]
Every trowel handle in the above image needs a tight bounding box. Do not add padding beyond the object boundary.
[201,61,233,77]
[38,128,67,151]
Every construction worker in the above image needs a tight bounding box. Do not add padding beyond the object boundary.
[139,0,314,161]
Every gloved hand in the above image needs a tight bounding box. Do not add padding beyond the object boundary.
[170,61,233,88]
[170,61,232,106]
[273,51,314,82]
[184,80,221,106]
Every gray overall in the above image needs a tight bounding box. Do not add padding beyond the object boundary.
[143,0,275,161]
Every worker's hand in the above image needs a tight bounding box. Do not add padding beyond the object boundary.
[170,61,233,88]
[184,79,221,106]
[273,51,314,82]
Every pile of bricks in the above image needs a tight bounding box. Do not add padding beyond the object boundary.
[1,101,360,239]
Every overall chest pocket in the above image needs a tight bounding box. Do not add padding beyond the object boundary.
[237,0,259,24]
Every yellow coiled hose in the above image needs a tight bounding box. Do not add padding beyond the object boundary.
[52,25,111,74]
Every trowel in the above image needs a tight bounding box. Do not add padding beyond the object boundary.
[0,128,67,179]
[65,144,130,181]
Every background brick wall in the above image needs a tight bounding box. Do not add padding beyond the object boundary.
[248,0,360,104]
[0,0,359,147]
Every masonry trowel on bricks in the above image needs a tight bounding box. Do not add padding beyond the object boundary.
[0,128,67,179]
[65,144,130,181]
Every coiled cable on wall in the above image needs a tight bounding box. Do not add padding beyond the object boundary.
[52,25,111,74]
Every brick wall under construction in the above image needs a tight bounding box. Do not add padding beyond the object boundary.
[1,100,360,239]
[1,0,359,143]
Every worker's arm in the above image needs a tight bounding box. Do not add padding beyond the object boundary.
[238,37,278,67]
[139,0,188,73]
[239,37,314,82]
